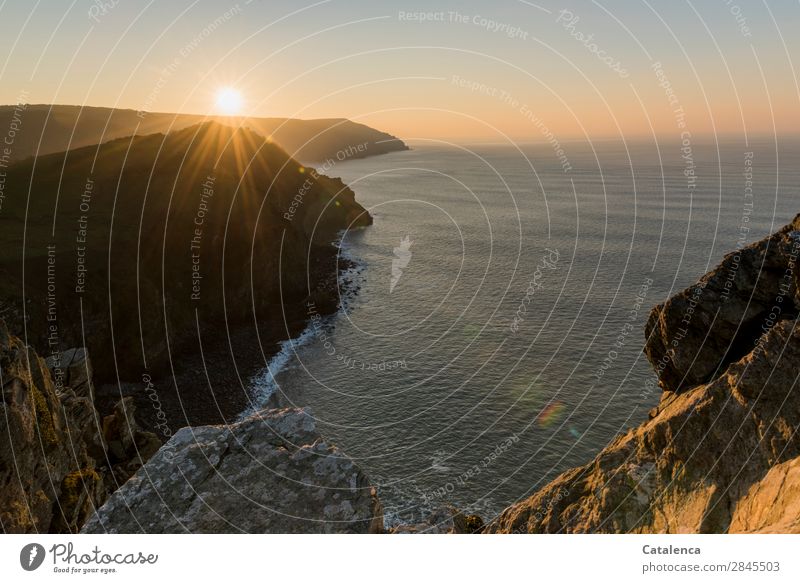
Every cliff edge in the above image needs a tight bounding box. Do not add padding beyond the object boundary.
[81,408,383,534]
[488,215,800,534]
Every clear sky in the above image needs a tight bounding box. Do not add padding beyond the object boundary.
[1,0,798,142]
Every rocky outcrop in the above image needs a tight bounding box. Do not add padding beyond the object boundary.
[728,457,800,533]
[0,324,159,533]
[99,397,162,490]
[391,506,484,534]
[488,216,800,534]
[0,321,100,533]
[81,408,383,533]
[2,321,376,535]
[644,215,800,393]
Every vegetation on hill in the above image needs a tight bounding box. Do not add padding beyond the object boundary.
[0,104,408,163]
[0,121,371,408]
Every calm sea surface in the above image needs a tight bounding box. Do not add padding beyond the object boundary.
[251,137,800,525]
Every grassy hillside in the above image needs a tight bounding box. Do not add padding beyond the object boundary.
[0,121,371,392]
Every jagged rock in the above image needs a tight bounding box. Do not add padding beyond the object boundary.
[51,467,106,534]
[488,215,800,534]
[488,320,800,533]
[46,348,106,462]
[46,347,93,399]
[0,323,160,533]
[645,214,800,393]
[45,348,161,500]
[0,321,105,533]
[81,408,383,533]
[101,397,162,489]
[392,506,484,534]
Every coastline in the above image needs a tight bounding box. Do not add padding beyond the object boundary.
[0,121,382,533]
[248,235,367,416]
[0,120,385,446]
[101,240,361,440]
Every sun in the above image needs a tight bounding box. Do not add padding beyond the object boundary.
[215,87,243,115]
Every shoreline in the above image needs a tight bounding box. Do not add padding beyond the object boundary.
[97,241,360,441]
[264,236,367,411]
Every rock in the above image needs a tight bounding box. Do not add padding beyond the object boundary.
[0,321,105,533]
[488,319,800,533]
[51,468,106,534]
[0,324,160,533]
[728,457,800,533]
[488,216,800,533]
[46,347,93,399]
[644,214,800,393]
[81,408,384,533]
[392,506,484,534]
[101,397,162,489]
[46,348,106,462]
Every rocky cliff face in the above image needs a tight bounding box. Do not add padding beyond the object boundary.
[81,408,383,534]
[644,215,800,393]
[2,320,382,534]
[488,215,800,534]
[0,322,158,533]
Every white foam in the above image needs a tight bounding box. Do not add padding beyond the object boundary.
[239,237,366,420]
[238,325,317,420]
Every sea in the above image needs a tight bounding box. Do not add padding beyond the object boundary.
[248,137,800,526]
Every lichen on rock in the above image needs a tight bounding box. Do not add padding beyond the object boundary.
[0,322,160,533]
[81,407,384,534]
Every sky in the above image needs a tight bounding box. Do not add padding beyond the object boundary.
[1,0,799,142]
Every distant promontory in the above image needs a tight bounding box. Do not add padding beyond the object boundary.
[0,104,408,164]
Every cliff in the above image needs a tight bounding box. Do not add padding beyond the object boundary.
[0,320,381,533]
[0,104,408,163]
[0,322,160,533]
[0,121,371,430]
[82,216,800,535]
[488,215,800,533]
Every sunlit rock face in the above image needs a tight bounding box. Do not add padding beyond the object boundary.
[0,324,159,533]
[488,215,800,534]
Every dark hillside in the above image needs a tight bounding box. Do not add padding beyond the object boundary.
[0,121,371,427]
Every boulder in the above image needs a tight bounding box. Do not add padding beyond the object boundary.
[81,408,383,533]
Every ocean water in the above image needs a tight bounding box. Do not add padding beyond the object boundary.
[253,137,800,525]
